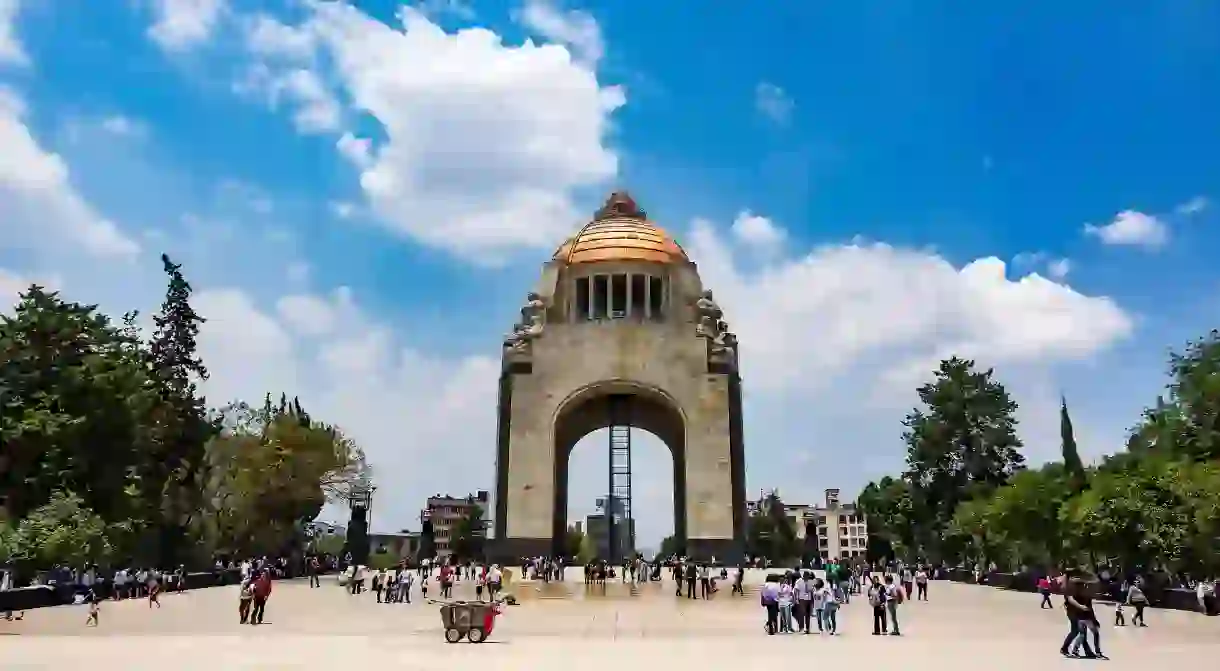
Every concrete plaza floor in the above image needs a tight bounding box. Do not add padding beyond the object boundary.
[2,571,1216,669]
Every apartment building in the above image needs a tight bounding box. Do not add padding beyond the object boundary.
[750,488,869,561]
[422,490,489,558]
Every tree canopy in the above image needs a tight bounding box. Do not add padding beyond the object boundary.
[861,335,1220,577]
[0,256,371,570]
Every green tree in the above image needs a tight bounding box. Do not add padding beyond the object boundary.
[1128,330,1220,461]
[5,491,123,569]
[196,400,370,558]
[0,286,152,528]
[144,254,216,566]
[857,476,918,561]
[1060,397,1087,492]
[577,530,596,564]
[450,503,486,561]
[902,357,1025,559]
[658,534,682,559]
[975,464,1073,569]
[564,524,585,559]
[745,490,799,561]
[1059,455,1192,571]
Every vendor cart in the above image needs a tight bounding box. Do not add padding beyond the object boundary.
[433,600,502,643]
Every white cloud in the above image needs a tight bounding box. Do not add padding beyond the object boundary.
[100,115,148,138]
[0,87,141,260]
[417,0,476,21]
[1013,251,1071,281]
[755,82,793,125]
[0,0,26,66]
[1046,257,1071,281]
[1175,195,1208,216]
[1083,210,1168,249]
[516,0,605,66]
[148,0,228,52]
[240,4,623,262]
[336,132,372,168]
[731,210,785,251]
[688,219,1131,395]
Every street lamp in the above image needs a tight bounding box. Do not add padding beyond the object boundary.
[345,483,377,566]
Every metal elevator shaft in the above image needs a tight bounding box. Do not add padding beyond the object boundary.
[607,394,632,561]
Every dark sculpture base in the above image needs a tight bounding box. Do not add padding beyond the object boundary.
[486,537,553,566]
[687,538,744,565]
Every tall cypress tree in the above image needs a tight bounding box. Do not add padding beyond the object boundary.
[1060,396,1086,490]
[147,253,212,565]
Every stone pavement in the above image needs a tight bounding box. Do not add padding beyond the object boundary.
[1,573,1215,669]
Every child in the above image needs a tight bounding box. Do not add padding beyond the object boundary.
[420,575,429,601]
[1114,601,1125,626]
[85,588,101,627]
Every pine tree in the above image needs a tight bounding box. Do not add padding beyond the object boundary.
[1060,396,1086,490]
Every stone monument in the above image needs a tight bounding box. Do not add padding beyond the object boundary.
[489,191,747,563]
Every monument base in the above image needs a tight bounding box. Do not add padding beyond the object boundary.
[487,537,552,566]
[687,538,743,565]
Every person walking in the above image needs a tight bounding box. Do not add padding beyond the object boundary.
[884,574,904,636]
[819,578,839,635]
[1126,577,1148,627]
[1060,579,1097,659]
[250,570,272,626]
[867,576,889,635]
[760,576,780,635]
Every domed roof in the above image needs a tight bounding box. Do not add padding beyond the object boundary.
[553,191,688,266]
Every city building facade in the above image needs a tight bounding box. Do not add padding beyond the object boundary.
[422,490,490,558]
[748,488,868,561]
[584,494,635,559]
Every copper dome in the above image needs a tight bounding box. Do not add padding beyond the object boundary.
[553,191,688,266]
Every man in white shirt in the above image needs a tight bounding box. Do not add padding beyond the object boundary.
[487,565,503,600]
[793,573,812,633]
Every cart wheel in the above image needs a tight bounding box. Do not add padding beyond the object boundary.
[444,627,462,643]
[467,627,486,643]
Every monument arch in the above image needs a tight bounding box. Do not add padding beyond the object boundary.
[490,191,747,563]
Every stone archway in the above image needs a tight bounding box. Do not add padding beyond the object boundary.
[488,191,747,564]
[551,383,687,558]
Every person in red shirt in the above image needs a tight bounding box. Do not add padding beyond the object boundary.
[250,570,273,625]
[1038,576,1053,609]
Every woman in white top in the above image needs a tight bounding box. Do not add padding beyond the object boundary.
[818,579,839,635]
[778,580,795,633]
[810,580,829,634]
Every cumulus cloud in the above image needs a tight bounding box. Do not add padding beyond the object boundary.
[1084,210,1169,249]
[0,0,26,66]
[240,3,623,262]
[148,0,228,51]
[731,210,786,253]
[0,87,141,260]
[690,220,1131,395]
[516,0,605,66]
[755,82,794,125]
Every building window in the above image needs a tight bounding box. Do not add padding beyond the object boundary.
[648,276,664,318]
[574,274,665,321]
[592,275,609,319]
[610,274,628,318]
[630,274,647,316]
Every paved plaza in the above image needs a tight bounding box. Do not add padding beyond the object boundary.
[2,572,1216,669]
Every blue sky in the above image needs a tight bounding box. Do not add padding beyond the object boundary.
[1,0,1217,549]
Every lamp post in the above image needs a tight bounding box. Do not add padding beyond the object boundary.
[345,483,376,567]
